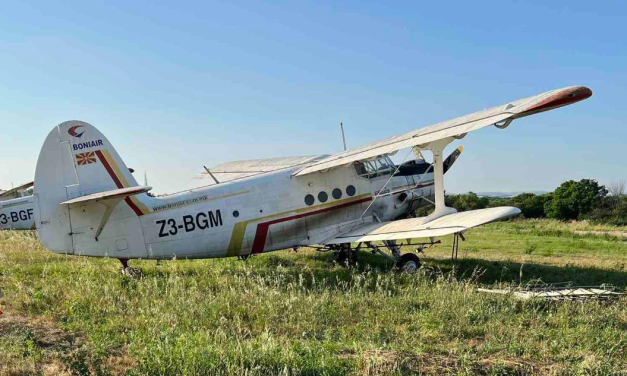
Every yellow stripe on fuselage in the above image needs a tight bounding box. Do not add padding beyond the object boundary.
[226,193,371,257]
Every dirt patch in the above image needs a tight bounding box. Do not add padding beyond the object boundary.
[0,306,80,376]
[0,310,80,350]
[0,307,133,376]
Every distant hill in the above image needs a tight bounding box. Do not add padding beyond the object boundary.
[473,191,549,198]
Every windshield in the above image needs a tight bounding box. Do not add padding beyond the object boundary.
[354,156,395,178]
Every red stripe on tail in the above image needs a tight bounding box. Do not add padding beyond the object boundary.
[94,150,145,216]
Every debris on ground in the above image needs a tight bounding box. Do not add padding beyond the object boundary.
[478,283,624,301]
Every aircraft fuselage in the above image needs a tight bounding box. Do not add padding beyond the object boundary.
[63,161,433,259]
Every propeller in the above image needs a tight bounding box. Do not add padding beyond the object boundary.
[443,146,463,174]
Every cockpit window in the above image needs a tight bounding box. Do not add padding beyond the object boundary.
[354,156,396,178]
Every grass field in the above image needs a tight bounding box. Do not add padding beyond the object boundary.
[1,219,627,375]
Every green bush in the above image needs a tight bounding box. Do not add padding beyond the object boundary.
[488,193,553,219]
[446,192,489,212]
[585,195,627,226]
[544,179,607,220]
[417,179,626,226]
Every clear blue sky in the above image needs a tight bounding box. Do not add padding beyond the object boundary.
[1,1,625,194]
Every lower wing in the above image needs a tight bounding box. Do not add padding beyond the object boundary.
[325,207,520,244]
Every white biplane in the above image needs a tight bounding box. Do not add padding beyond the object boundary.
[0,181,35,230]
[33,86,592,274]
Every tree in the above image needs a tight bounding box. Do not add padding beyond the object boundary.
[544,179,607,220]
[613,197,627,225]
[607,180,626,210]
[608,180,625,197]
[504,193,552,218]
[448,192,489,212]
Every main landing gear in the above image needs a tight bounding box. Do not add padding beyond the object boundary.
[334,243,359,267]
[332,239,438,272]
[396,253,421,273]
[119,258,145,279]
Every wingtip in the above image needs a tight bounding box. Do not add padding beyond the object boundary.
[575,86,593,100]
[515,85,593,118]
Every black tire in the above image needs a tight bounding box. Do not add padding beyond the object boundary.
[335,248,358,267]
[396,253,421,273]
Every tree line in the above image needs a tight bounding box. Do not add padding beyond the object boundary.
[423,179,627,225]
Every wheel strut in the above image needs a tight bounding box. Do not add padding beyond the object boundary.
[451,232,465,261]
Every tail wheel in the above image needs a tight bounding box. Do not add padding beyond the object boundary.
[396,253,421,273]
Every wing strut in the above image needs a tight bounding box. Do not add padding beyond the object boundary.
[422,137,457,224]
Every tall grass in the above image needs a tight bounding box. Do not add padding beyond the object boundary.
[1,223,627,375]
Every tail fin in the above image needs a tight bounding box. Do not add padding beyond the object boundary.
[35,121,147,257]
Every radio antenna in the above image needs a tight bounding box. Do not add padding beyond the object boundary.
[340,122,347,151]
[203,166,220,185]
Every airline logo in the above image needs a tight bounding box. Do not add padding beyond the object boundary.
[68,125,85,138]
[76,152,97,166]
[68,124,104,150]
[73,139,104,151]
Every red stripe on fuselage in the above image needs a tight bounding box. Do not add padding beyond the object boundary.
[250,196,372,254]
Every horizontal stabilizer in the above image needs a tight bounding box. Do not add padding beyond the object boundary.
[325,206,520,244]
[61,186,152,206]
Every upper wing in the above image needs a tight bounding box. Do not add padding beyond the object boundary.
[0,181,34,199]
[325,207,520,244]
[294,86,592,177]
[196,155,328,184]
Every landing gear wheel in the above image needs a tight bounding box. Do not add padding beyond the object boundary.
[335,248,358,268]
[396,253,421,273]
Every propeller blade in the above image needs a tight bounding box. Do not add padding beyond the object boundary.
[443,146,463,174]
